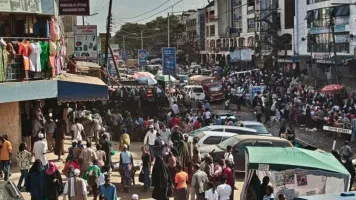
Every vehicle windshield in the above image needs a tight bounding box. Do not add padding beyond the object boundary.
[193,87,204,93]
[209,84,222,92]
[190,127,211,136]
[217,137,239,150]
[246,125,269,134]
[194,132,206,141]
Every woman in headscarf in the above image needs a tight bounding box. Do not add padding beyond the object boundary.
[152,155,173,200]
[45,162,64,200]
[25,159,46,200]
[176,140,190,170]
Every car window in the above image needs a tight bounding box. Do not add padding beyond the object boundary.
[225,129,256,135]
[245,125,269,134]
[193,87,204,93]
[203,136,223,145]
[221,137,229,142]
[211,128,224,132]
[194,132,206,141]
[238,141,274,152]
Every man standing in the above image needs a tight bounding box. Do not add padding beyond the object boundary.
[71,118,84,142]
[0,135,12,181]
[216,175,232,200]
[99,175,118,200]
[174,165,188,200]
[79,142,98,172]
[31,118,42,151]
[63,103,72,135]
[340,141,353,161]
[171,101,179,115]
[63,169,88,200]
[191,163,208,200]
[224,145,234,165]
[120,144,133,193]
[32,133,48,166]
[44,116,56,152]
[143,125,157,161]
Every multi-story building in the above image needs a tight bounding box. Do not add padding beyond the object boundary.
[295,0,356,87]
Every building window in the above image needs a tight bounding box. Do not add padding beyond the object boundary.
[210,25,215,36]
[308,33,350,53]
[247,18,255,32]
[307,0,328,5]
[247,37,254,47]
[307,6,350,28]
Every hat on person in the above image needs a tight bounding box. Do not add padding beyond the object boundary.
[149,124,154,129]
[123,144,128,149]
[38,133,44,139]
[74,169,80,176]
[132,194,139,200]
[72,139,78,143]
[174,124,179,128]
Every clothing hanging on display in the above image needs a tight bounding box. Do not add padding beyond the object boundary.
[49,40,56,77]
[18,40,32,71]
[56,44,62,75]
[40,41,49,72]
[49,18,57,41]
[29,42,41,72]
[0,41,8,82]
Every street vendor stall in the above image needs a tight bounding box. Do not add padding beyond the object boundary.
[241,147,351,200]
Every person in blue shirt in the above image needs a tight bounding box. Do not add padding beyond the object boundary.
[99,175,118,200]
[204,100,211,110]
[120,144,133,193]
[215,115,222,125]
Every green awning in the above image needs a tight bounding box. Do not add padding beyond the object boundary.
[246,147,350,175]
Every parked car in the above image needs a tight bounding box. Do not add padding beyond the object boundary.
[187,125,261,142]
[193,131,237,147]
[199,135,293,172]
[215,111,238,125]
[234,121,270,135]
[183,85,205,101]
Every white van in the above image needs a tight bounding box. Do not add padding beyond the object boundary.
[183,85,205,101]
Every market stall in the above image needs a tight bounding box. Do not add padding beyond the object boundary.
[241,147,351,200]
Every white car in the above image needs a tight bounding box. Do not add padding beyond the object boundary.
[193,131,237,147]
[183,85,205,101]
[187,125,259,142]
[234,121,271,135]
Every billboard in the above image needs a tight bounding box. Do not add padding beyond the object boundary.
[162,47,177,75]
[73,25,98,60]
[58,0,90,16]
[0,0,42,13]
[138,49,147,66]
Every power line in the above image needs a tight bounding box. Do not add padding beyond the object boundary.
[118,0,172,19]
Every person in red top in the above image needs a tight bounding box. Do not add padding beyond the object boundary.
[223,160,234,200]
[170,114,180,128]
[328,112,335,126]
[193,118,202,130]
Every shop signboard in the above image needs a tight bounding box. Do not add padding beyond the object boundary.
[99,33,106,53]
[58,0,90,16]
[230,49,241,63]
[309,24,346,34]
[138,49,147,66]
[0,0,42,13]
[162,47,177,75]
[241,49,252,61]
[323,126,352,134]
[73,25,98,61]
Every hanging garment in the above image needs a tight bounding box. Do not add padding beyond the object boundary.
[55,24,60,41]
[55,44,62,75]
[45,21,50,38]
[0,43,8,82]
[49,40,56,77]
[40,41,49,72]
[49,19,57,41]
[29,42,42,72]
[18,41,32,71]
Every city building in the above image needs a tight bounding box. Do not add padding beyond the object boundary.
[294,0,356,87]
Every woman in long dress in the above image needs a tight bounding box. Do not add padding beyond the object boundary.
[25,159,46,200]
[45,162,64,200]
[53,123,65,161]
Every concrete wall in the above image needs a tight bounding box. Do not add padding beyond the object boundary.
[0,102,21,161]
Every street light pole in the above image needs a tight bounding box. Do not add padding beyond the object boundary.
[141,29,144,49]
[168,13,170,47]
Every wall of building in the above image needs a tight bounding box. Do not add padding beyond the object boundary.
[0,102,21,161]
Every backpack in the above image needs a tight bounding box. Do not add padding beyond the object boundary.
[87,169,98,185]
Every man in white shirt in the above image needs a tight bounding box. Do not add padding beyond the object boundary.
[171,101,179,114]
[217,175,232,200]
[71,118,84,142]
[63,169,88,200]
[32,133,48,165]
[204,108,212,126]
[144,125,157,160]
[224,145,234,165]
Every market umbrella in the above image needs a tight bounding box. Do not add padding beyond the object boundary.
[155,74,176,82]
[132,72,155,79]
[136,76,158,86]
[320,84,344,93]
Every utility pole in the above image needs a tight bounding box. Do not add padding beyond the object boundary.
[104,0,113,68]
[123,36,125,49]
[141,29,144,49]
[168,12,170,47]
[330,16,341,84]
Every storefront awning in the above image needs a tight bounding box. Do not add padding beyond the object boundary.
[0,74,108,104]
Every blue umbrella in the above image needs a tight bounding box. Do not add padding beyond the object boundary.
[137,76,158,85]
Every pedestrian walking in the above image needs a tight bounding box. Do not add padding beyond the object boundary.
[44,116,56,152]
[79,141,98,172]
[120,128,130,151]
[45,162,64,200]
[16,142,32,190]
[53,123,65,161]
[141,146,151,192]
[340,141,353,161]
[191,163,208,200]
[152,156,173,200]
[143,125,157,161]
[83,160,101,200]
[205,182,218,200]
[120,144,133,192]
[216,175,232,200]
[0,135,12,181]
[32,133,48,166]
[96,144,107,169]
[25,159,46,200]
[99,175,118,200]
[71,118,84,142]
[174,165,188,200]
[63,169,88,200]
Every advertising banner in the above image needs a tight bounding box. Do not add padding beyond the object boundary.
[59,0,90,16]
[74,25,98,61]
[0,0,42,13]
[99,33,106,53]
[108,44,120,76]
[241,49,253,61]
[138,49,147,66]
[121,50,128,62]
[162,47,177,75]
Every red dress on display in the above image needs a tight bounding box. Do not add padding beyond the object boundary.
[18,41,32,71]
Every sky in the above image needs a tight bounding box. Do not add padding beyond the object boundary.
[78,0,208,34]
